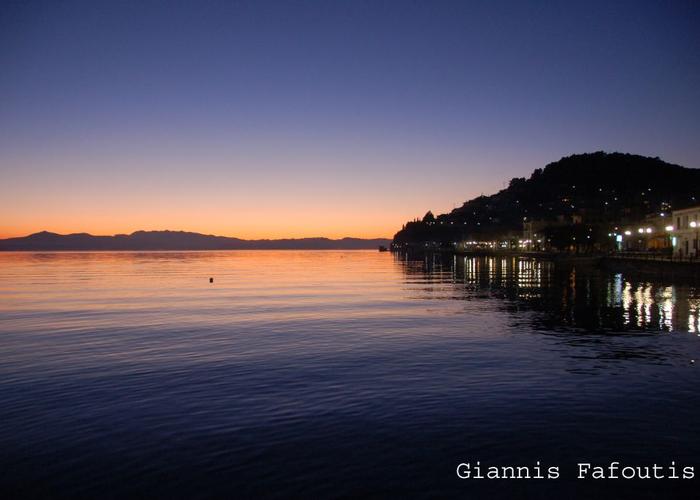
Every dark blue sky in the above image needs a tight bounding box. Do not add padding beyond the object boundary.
[1,0,699,238]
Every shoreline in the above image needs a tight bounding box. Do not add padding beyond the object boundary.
[394,248,700,279]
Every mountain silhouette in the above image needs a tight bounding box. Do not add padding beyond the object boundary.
[0,230,391,251]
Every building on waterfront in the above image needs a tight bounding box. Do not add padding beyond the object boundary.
[616,214,673,253]
[672,205,700,258]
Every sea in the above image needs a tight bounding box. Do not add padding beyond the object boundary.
[1,250,699,499]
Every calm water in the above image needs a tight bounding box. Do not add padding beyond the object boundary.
[1,251,699,499]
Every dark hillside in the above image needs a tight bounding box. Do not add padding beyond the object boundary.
[393,152,699,245]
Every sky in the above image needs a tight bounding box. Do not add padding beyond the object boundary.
[1,0,699,239]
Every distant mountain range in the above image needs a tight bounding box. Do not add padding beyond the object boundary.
[0,230,391,251]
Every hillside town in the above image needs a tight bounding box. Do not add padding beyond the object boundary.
[484,203,700,259]
[392,153,700,261]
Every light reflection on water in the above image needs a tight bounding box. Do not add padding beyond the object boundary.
[403,253,700,335]
[0,251,699,499]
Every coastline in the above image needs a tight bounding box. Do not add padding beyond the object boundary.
[393,247,700,279]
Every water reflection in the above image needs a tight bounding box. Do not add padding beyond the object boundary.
[395,252,700,335]
[1,251,699,499]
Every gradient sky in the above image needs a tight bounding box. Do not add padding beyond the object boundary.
[1,0,699,239]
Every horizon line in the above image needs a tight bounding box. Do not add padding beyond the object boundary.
[0,229,393,241]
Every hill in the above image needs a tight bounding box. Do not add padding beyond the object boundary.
[0,230,391,251]
[393,152,700,246]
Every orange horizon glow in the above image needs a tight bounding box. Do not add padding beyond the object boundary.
[1,154,497,241]
[0,186,471,240]
[0,201,424,240]
[0,129,506,242]
[0,188,479,240]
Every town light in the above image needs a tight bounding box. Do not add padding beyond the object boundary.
[645,228,652,234]
[624,230,632,236]
[691,221,698,228]
[638,228,644,234]
[665,225,674,231]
